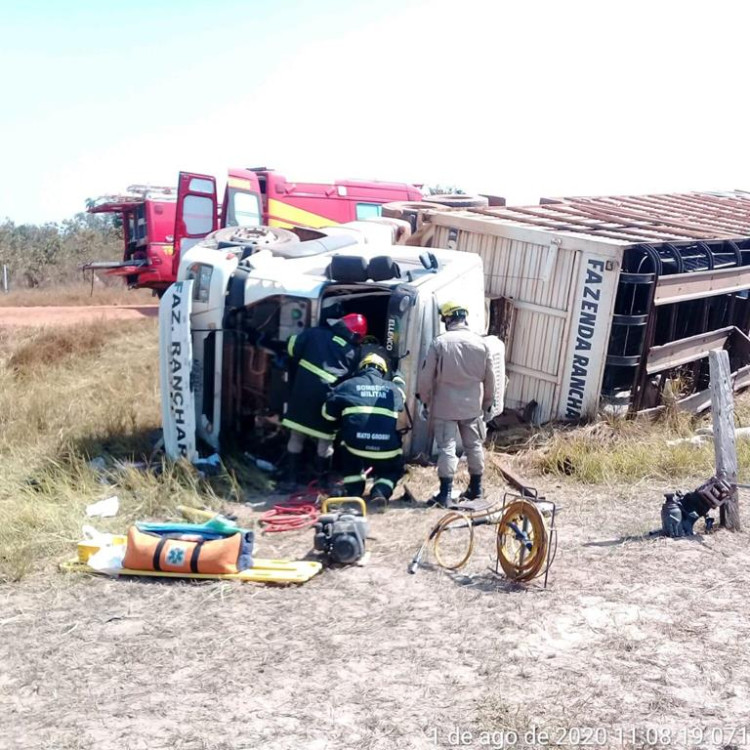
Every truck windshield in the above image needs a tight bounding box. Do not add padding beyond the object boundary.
[226,189,261,227]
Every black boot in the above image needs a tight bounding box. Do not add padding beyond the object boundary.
[461,474,483,502]
[427,477,453,508]
[278,453,301,493]
[314,455,332,489]
[368,484,388,510]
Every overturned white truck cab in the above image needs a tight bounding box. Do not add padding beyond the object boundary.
[159,223,498,462]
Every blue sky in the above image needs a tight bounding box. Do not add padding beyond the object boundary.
[1,0,748,223]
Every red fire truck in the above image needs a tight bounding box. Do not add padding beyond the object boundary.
[84,168,422,293]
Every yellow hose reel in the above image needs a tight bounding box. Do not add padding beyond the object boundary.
[412,491,557,586]
[495,499,551,582]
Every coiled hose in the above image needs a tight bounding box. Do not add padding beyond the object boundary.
[258,484,321,533]
[409,498,553,582]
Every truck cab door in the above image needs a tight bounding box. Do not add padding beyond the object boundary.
[173,172,218,277]
[220,169,263,229]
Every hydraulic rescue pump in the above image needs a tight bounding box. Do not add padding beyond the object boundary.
[313,498,369,564]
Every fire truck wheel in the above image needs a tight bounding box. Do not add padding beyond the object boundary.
[424,194,489,208]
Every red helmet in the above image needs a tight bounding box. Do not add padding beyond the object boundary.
[341,313,367,338]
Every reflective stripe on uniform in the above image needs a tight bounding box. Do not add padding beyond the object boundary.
[341,405,399,419]
[342,442,403,460]
[332,336,347,347]
[299,359,338,383]
[281,418,335,441]
[372,478,395,490]
[287,335,297,357]
[343,474,366,484]
[321,403,337,422]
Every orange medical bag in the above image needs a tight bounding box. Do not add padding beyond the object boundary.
[122,526,253,575]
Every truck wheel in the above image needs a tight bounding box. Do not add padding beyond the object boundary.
[425,194,489,208]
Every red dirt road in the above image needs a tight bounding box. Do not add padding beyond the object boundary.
[0,305,159,327]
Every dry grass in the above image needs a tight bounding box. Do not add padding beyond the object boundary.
[531,403,750,485]
[8,322,109,373]
[0,321,158,455]
[0,282,154,307]
[0,321,248,583]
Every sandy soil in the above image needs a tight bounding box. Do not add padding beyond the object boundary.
[0,305,158,327]
[2,467,749,750]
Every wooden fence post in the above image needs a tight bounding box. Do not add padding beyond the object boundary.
[709,349,741,530]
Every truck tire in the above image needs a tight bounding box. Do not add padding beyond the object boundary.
[425,194,489,208]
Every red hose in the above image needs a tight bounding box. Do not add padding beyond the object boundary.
[258,483,322,533]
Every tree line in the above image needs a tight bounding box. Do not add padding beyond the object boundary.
[0,210,122,288]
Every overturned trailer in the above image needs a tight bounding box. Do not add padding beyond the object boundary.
[389,191,750,422]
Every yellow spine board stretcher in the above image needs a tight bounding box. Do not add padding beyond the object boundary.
[66,505,323,584]
[65,507,322,584]
[61,557,322,584]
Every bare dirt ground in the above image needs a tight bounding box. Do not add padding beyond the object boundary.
[0,305,158,327]
[2,466,749,750]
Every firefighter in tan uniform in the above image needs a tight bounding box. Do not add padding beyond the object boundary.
[417,301,496,507]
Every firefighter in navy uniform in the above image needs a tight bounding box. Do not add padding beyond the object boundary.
[281,313,367,487]
[323,353,405,503]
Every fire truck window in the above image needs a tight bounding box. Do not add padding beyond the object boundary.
[127,216,136,247]
[183,195,214,235]
[189,177,214,194]
[135,205,147,242]
[356,203,382,220]
[231,191,261,227]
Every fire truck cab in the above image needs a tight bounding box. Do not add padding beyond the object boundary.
[85,168,421,294]
[255,168,423,228]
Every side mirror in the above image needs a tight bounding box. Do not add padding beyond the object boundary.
[419,251,439,271]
